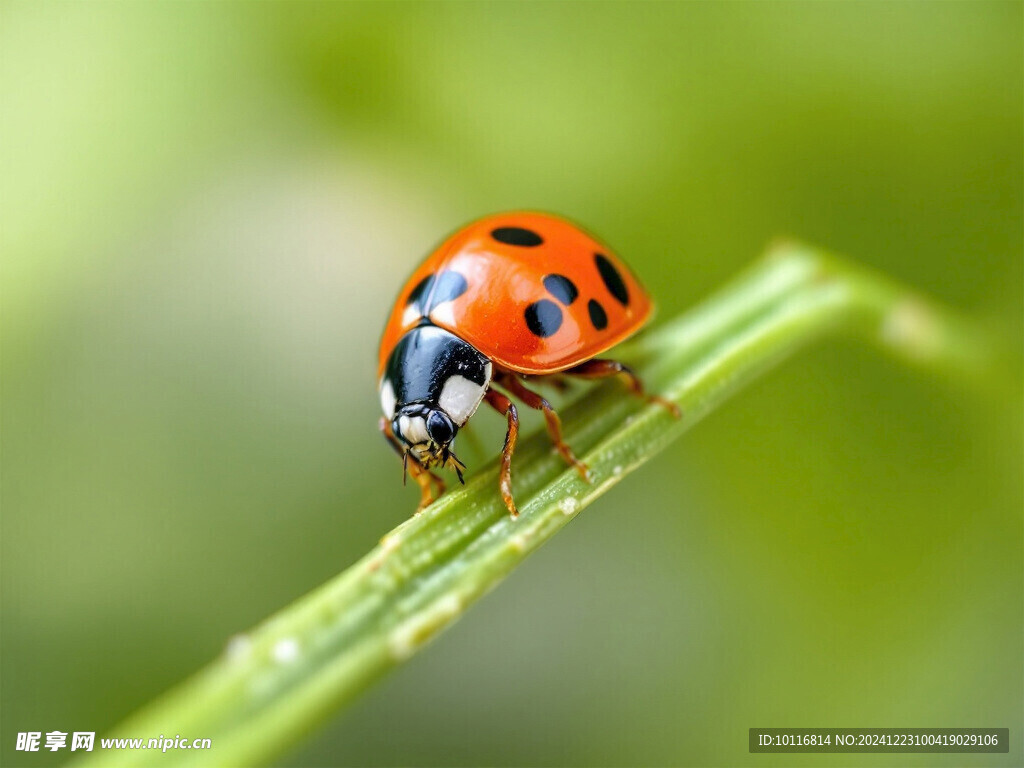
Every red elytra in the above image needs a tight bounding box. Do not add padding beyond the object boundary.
[378,212,652,377]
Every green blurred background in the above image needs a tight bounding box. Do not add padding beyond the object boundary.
[2,2,1021,766]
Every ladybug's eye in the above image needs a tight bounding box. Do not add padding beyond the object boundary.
[426,411,454,444]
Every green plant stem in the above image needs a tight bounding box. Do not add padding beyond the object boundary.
[77,242,994,768]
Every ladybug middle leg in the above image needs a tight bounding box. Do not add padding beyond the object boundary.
[379,417,445,512]
[483,388,519,517]
[564,359,682,418]
[495,372,592,482]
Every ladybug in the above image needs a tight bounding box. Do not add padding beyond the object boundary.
[378,212,677,517]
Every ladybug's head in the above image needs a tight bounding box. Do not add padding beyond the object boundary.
[391,404,464,477]
[380,325,492,481]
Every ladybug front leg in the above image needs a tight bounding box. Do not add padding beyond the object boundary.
[407,456,446,513]
[483,388,519,518]
[496,373,591,482]
[564,359,681,417]
[379,417,445,513]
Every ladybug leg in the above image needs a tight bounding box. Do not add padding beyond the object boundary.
[496,373,591,483]
[407,458,446,513]
[483,388,519,518]
[565,359,682,418]
[380,417,445,513]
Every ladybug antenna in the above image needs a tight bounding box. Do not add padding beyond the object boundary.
[402,451,409,486]
[448,450,467,485]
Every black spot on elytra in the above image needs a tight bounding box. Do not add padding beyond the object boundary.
[595,253,629,305]
[406,274,434,312]
[425,270,468,312]
[406,271,468,315]
[588,299,608,330]
[542,274,578,306]
[524,299,563,338]
[492,226,543,247]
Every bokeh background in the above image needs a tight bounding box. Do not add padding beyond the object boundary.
[2,2,1021,766]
